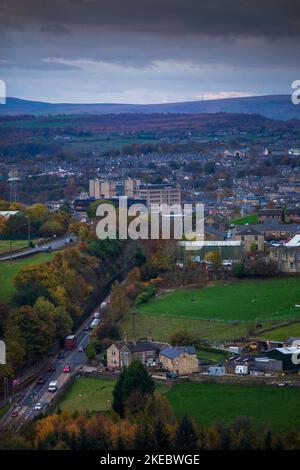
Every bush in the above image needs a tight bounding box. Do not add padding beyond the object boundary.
[135,286,156,306]
[233,263,246,278]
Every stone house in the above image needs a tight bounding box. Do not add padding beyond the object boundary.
[234,226,264,253]
[159,345,199,375]
[106,339,169,368]
[258,209,283,224]
[269,234,300,273]
[285,208,300,224]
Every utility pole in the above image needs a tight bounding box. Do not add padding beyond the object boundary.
[27,216,31,244]
[132,311,136,341]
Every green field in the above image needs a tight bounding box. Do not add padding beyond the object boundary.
[258,322,300,341]
[59,377,169,414]
[0,252,55,304]
[166,382,300,431]
[120,314,255,343]
[0,239,38,254]
[230,214,259,225]
[135,278,300,322]
[58,378,300,431]
[59,378,117,414]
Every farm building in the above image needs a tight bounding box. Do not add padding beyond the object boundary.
[254,357,283,372]
[159,345,199,375]
[266,347,300,371]
[208,366,225,376]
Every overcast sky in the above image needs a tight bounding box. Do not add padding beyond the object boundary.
[0,0,299,103]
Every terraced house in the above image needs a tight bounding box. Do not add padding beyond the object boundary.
[106,338,169,368]
[270,235,300,273]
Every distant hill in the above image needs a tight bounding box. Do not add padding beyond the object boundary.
[0,94,299,120]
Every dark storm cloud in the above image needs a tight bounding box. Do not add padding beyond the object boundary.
[0,0,299,102]
[1,0,300,38]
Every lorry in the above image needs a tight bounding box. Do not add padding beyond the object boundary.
[64,335,77,350]
[235,365,248,375]
[48,381,58,393]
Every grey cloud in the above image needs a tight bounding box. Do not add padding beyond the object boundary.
[1,0,300,38]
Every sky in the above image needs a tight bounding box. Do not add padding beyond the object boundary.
[0,0,300,103]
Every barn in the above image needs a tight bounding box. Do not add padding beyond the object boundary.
[266,347,300,371]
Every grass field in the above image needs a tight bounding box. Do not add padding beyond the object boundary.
[197,349,228,363]
[59,378,116,414]
[166,382,300,431]
[120,314,255,343]
[58,378,300,431]
[0,252,55,304]
[59,377,169,414]
[0,239,38,254]
[230,214,259,225]
[258,322,300,341]
[135,278,300,323]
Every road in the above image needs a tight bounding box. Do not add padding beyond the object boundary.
[0,235,77,262]
[0,298,104,432]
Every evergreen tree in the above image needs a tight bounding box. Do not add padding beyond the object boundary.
[174,416,198,451]
[112,361,154,417]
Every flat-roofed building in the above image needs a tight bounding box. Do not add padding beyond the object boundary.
[89,179,116,199]
[136,183,181,209]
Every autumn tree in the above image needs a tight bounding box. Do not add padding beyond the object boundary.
[110,281,131,322]
[205,250,222,268]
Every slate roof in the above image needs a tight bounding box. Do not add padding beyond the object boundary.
[116,340,169,353]
[160,345,197,360]
[236,226,262,236]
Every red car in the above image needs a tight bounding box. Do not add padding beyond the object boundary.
[11,409,19,417]
[48,366,56,372]
[63,365,71,373]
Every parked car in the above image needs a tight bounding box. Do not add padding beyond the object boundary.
[63,365,71,373]
[146,360,158,367]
